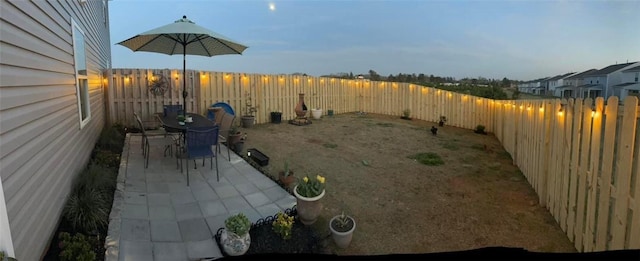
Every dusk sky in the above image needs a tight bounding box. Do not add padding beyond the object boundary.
[109,0,640,81]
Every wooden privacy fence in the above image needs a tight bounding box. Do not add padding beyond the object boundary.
[108,69,494,131]
[106,69,638,251]
[495,96,639,252]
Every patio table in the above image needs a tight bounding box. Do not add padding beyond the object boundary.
[158,112,216,131]
[157,112,217,154]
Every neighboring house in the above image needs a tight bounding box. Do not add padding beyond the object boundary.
[0,1,112,260]
[546,72,576,97]
[578,62,639,99]
[559,69,598,98]
[517,77,548,94]
[612,65,640,100]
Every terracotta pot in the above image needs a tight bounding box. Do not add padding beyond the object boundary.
[278,171,295,188]
[293,185,325,226]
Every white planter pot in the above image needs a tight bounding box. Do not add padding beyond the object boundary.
[221,229,251,256]
[329,215,356,248]
[311,108,322,119]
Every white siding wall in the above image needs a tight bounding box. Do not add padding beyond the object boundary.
[0,0,111,260]
[620,71,639,83]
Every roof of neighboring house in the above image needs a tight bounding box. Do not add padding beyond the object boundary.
[590,62,638,76]
[555,85,574,89]
[622,65,640,72]
[565,69,598,80]
[545,72,576,82]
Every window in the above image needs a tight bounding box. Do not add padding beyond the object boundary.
[72,20,90,128]
[635,72,638,82]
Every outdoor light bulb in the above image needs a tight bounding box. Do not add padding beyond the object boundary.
[247,151,251,157]
[539,107,544,112]
[520,105,524,110]
[558,109,563,116]
[591,110,596,117]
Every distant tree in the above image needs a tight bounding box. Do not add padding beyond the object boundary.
[406,74,414,83]
[417,73,426,82]
[429,74,435,82]
[349,72,354,79]
[512,89,521,99]
[388,74,395,81]
[369,69,380,81]
[502,77,510,87]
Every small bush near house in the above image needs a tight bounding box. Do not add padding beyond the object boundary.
[43,124,125,261]
[58,232,97,261]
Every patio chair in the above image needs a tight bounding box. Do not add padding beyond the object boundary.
[134,112,178,168]
[217,112,236,161]
[162,104,186,147]
[180,125,220,185]
[163,104,184,116]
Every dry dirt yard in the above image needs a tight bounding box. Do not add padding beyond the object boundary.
[239,112,577,255]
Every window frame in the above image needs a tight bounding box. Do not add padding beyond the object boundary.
[72,19,91,129]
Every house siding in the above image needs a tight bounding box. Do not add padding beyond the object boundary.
[0,0,111,260]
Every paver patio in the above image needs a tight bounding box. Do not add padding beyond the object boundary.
[105,133,296,261]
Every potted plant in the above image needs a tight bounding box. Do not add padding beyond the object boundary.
[221,213,252,256]
[278,160,295,188]
[327,109,334,117]
[272,211,295,240]
[439,116,447,127]
[474,124,487,135]
[329,211,356,249]
[270,110,282,124]
[227,124,243,149]
[241,91,257,128]
[293,174,326,225]
[401,109,411,120]
[311,107,322,120]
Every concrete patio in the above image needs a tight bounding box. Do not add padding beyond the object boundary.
[105,133,296,261]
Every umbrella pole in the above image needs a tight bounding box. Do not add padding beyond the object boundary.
[182,43,187,117]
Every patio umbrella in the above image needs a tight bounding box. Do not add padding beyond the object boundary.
[117,15,248,116]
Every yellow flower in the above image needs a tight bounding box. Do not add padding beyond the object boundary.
[303,176,309,183]
[317,175,325,184]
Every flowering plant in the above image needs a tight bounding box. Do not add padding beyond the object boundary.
[272,212,294,240]
[295,174,326,198]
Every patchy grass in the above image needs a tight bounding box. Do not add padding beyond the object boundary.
[408,152,445,166]
[323,143,338,149]
[376,122,394,127]
[470,143,485,151]
[441,141,460,151]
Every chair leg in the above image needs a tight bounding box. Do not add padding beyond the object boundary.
[186,156,189,186]
[215,153,219,182]
[226,143,231,162]
[144,142,149,168]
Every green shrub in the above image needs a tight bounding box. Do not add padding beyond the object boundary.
[63,163,114,234]
[408,152,444,166]
[64,186,110,235]
[58,232,97,261]
[91,149,121,169]
[97,125,124,153]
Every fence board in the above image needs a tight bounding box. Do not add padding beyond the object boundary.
[595,96,619,250]
[574,98,594,251]
[610,96,638,249]
[584,97,605,251]
[567,98,584,240]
